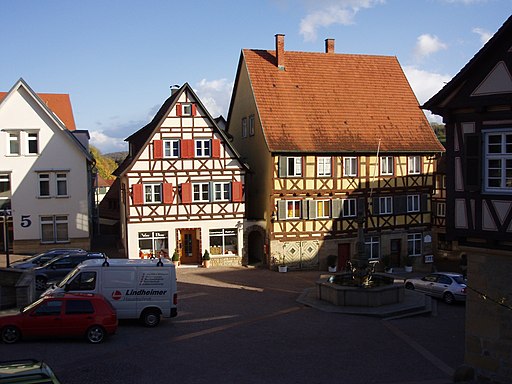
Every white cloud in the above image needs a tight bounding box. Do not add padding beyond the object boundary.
[299,0,384,42]
[413,34,448,60]
[472,27,492,44]
[89,130,127,154]
[194,78,233,118]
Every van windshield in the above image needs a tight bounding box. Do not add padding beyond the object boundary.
[57,267,80,287]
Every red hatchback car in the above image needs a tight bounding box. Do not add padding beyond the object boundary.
[0,293,117,344]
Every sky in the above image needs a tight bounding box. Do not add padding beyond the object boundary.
[1,0,510,154]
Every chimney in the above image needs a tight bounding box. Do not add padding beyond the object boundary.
[170,84,180,95]
[275,34,285,70]
[325,38,335,54]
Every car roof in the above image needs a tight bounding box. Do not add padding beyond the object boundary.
[0,359,60,383]
[79,258,173,267]
[433,272,463,277]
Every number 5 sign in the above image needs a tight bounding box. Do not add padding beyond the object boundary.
[21,215,32,228]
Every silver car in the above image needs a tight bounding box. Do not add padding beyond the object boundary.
[404,272,467,304]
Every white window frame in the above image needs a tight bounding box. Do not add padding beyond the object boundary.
[316,200,330,218]
[56,173,68,197]
[317,157,331,177]
[436,202,446,217]
[379,196,393,215]
[365,236,380,260]
[144,184,162,203]
[407,194,420,213]
[182,103,193,116]
[380,156,394,176]
[8,132,20,156]
[286,200,301,219]
[193,183,210,202]
[249,115,255,136]
[195,139,211,158]
[0,174,10,203]
[213,182,231,201]
[343,157,358,177]
[342,198,356,217]
[484,130,512,192]
[27,132,39,155]
[163,139,180,158]
[287,157,302,177]
[407,233,422,256]
[41,215,69,244]
[38,173,50,197]
[408,156,421,175]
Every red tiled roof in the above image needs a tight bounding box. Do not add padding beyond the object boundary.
[0,92,77,131]
[242,49,444,153]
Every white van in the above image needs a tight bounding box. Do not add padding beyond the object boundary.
[43,258,177,327]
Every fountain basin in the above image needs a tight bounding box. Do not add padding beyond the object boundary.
[316,273,404,307]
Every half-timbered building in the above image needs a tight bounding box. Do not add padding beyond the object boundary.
[423,15,512,383]
[114,83,247,266]
[227,35,445,270]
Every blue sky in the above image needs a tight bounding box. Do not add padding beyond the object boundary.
[1,0,510,153]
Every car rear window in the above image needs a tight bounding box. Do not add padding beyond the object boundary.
[65,299,94,314]
[453,276,466,284]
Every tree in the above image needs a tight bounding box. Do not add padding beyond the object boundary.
[430,122,446,143]
[90,146,117,180]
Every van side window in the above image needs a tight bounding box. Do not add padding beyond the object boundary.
[69,271,97,291]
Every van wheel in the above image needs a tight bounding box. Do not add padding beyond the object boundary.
[2,326,21,344]
[35,277,47,291]
[86,325,106,343]
[141,309,160,327]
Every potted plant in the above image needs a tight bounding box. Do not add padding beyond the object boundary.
[327,255,337,273]
[404,255,413,273]
[202,250,211,268]
[277,254,287,273]
[171,249,180,267]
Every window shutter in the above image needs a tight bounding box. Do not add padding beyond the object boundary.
[132,184,144,205]
[153,140,163,159]
[232,181,243,202]
[181,183,192,204]
[181,140,194,159]
[332,199,342,218]
[464,134,481,191]
[357,198,365,218]
[176,103,182,117]
[278,157,287,178]
[191,104,197,116]
[421,194,429,212]
[394,195,407,214]
[372,197,380,215]
[308,200,316,220]
[212,139,221,158]
[163,183,173,204]
[277,200,287,220]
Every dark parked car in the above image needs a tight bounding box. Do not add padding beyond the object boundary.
[34,252,106,290]
[0,359,62,383]
[10,248,86,269]
[404,272,467,304]
[0,293,118,344]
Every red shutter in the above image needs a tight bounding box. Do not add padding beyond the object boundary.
[212,139,221,158]
[176,103,182,116]
[181,139,194,159]
[132,184,144,205]
[191,104,197,116]
[181,183,192,204]
[153,140,163,159]
[231,181,243,202]
[163,183,173,204]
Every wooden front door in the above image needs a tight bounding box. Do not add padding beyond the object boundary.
[390,239,401,267]
[337,243,350,272]
[180,229,200,265]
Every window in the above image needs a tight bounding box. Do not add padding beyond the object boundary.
[35,300,62,316]
[41,215,68,243]
[287,200,301,219]
[68,272,97,291]
[380,156,394,176]
[27,132,38,154]
[138,231,169,258]
[213,182,231,201]
[408,233,422,256]
[316,200,330,218]
[484,130,512,191]
[209,228,238,255]
[365,236,380,259]
[39,173,50,197]
[287,157,302,177]
[249,115,255,136]
[195,139,211,157]
[379,196,393,215]
[193,183,210,202]
[343,157,357,177]
[407,195,420,213]
[241,118,247,138]
[0,174,11,204]
[317,157,331,177]
[144,184,162,203]
[182,103,193,116]
[437,202,446,217]
[56,173,68,196]
[163,140,180,158]
[342,198,356,217]
[8,132,20,155]
[65,299,94,314]
[408,156,421,175]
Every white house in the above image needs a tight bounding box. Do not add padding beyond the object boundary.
[0,78,93,254]
[114,83,247,266]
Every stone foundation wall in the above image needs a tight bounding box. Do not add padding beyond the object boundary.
[464,247,512,383]
[209,255,242,267]
[12,238,92,255]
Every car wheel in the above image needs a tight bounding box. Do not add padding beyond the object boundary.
[86,325,106,343]
[443,292,455,304]
[35,277,47,291]
[405,282,415,290]
[1,326,21,344]
[141,309,160,327]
